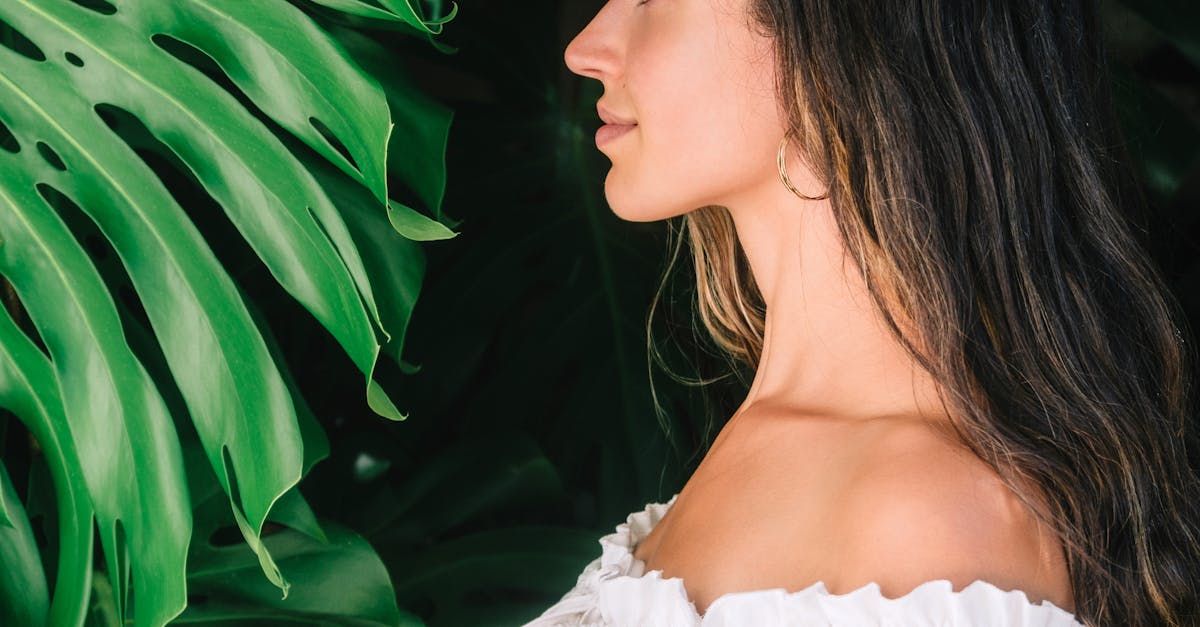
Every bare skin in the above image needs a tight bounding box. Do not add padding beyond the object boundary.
[564,0,1075,618]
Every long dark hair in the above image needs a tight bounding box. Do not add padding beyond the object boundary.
[645,1,1200,624]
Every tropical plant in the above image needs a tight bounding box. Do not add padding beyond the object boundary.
[0,0,458,625]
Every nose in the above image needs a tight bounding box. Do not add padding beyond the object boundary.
[563,3,621,82]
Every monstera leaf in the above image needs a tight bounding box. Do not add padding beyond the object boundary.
[0,0,456,625]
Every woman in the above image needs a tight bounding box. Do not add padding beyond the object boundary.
[531,0,1200,625]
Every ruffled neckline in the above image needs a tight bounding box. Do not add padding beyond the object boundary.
[595,491,1085,625]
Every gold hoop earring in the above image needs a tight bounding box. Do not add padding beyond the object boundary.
[778,135,829,201]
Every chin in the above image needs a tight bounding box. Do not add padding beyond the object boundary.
[615,211,665,223]
[604,177,696,223]
[608,203,691,224]
[603,192,667,222]
[606,203,653,223]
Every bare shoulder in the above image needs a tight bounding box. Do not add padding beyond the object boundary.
[818,416,1075,612]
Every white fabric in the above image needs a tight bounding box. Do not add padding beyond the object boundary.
[524,492,1085,626]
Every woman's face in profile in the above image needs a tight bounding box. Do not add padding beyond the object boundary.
[564,0,790,222]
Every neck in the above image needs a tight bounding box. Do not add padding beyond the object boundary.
[721,178,950,426]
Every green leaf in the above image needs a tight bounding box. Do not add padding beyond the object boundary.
[322,24,455,223]
[0,302,95,627]
[86,570,119,627]
[0,175,191,625]
[0,0,408,423]
[386,201,459,241]
[136,0,394,209]
[0,0,422,607]
[0,22,310,601]
[391,526,598,627]
[306,0,459,44]
[179,522,410,626]
[302,148,428,366]
[0,469,9,529]
[183,474,406,627]
[0,0,450,622]
[0,460,49,626]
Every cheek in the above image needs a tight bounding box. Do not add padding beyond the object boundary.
[603,12,784,221]
[604,103,768,222]
[623,40,782,211]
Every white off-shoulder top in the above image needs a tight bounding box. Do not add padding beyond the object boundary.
[523,492,1085,626]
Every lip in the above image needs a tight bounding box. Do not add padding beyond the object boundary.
[596,123,637,146]
[597,104,637,126]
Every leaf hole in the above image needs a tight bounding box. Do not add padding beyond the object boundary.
[32,184,106,281]
[150,34,223,79]
[66,0,117,15]
[0,116,19,153]
[84,234,110,262]
[113,517,131,616]
[309,116,360,174]
[92,102,189,171]
[32,185,147,340]
[206,444,265,550]
[304,206,373,335]
[64,51,84,67]
[115,283,153,333]
[93,103,200,192]
[0,16,46,62]
[149,34,255,113]
[36,141,67,171]
[222,444,243,510]
[0,277,51,360]
[207,447,249,549]
[27,504,52,561]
